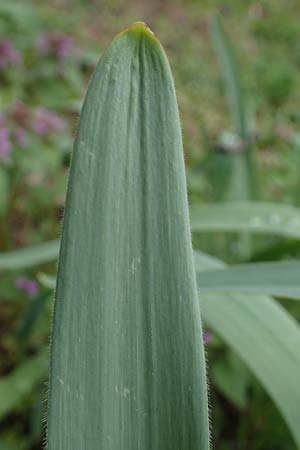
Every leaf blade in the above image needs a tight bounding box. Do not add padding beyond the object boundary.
[195,250,300,446]
[48,23,209,450]
[191,202,300,239]
[210,15,249,140]
[0,240,59,271]
[197,260,300,299]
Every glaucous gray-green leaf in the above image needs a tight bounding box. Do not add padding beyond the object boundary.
[197,260,300,299]
[39,255,300,301]
[47,23,209,450]
[191,202,300,239]
[0,240,59,271]
[195,250,300,447]
[202,291,300,447]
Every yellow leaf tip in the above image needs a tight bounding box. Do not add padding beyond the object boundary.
[116,21,159,45]
[131,21,154,36]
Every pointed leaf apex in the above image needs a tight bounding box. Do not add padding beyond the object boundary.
[116,21,159,45]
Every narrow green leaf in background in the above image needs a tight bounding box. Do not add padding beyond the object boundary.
[210,15,259,205]
[2,200,300,272]
[210,14,249,140]
[196,250,300,447]
[0,240,59,271]
[47,23,209,450]
[197,260,300,299]
[0,349,48,422]
[191,202,300,239]
[38,256,300,300]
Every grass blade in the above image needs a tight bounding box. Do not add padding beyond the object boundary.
[210,15,259,213]
[190,202,300,239]
[210,14,249,140]
[47,23,209,450]
[197,260,300,299]
[196,250,300,446]
[0,240,59,271]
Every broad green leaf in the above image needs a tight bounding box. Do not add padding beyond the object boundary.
[0,349,48,421]
[210,15,249,140]
[195,250,300,447]
[197,260,300,299]
[4,200,300,272]
[47,23,209,450]
[0,240,59,271]
[39,257,300,301]
[191,202,300,239]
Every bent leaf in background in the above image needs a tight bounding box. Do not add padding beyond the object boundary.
[0,240,59,271]
[191,202,300,239]
[2,200,300,272]
[40,254,300,300]
[47,23,209,450]
[195,250,300,447]
[197,260,300,299]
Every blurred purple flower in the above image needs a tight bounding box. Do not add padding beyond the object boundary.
[0,127,12,160]
[32,107,65,136]
[26,280,39,298]
[56,36,74,59]
[16,276,39,298]
[14,127,28,148]
[37,33,74,60]
[16,277,27,290]
[0,40,21,70]
[203,332,213,345]
[37,33,51,55]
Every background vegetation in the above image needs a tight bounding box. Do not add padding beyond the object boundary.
[1,0,300,449]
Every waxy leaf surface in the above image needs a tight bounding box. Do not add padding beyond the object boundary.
[47,23,209,450]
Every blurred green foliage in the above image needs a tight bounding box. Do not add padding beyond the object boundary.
[1,0,300,449]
